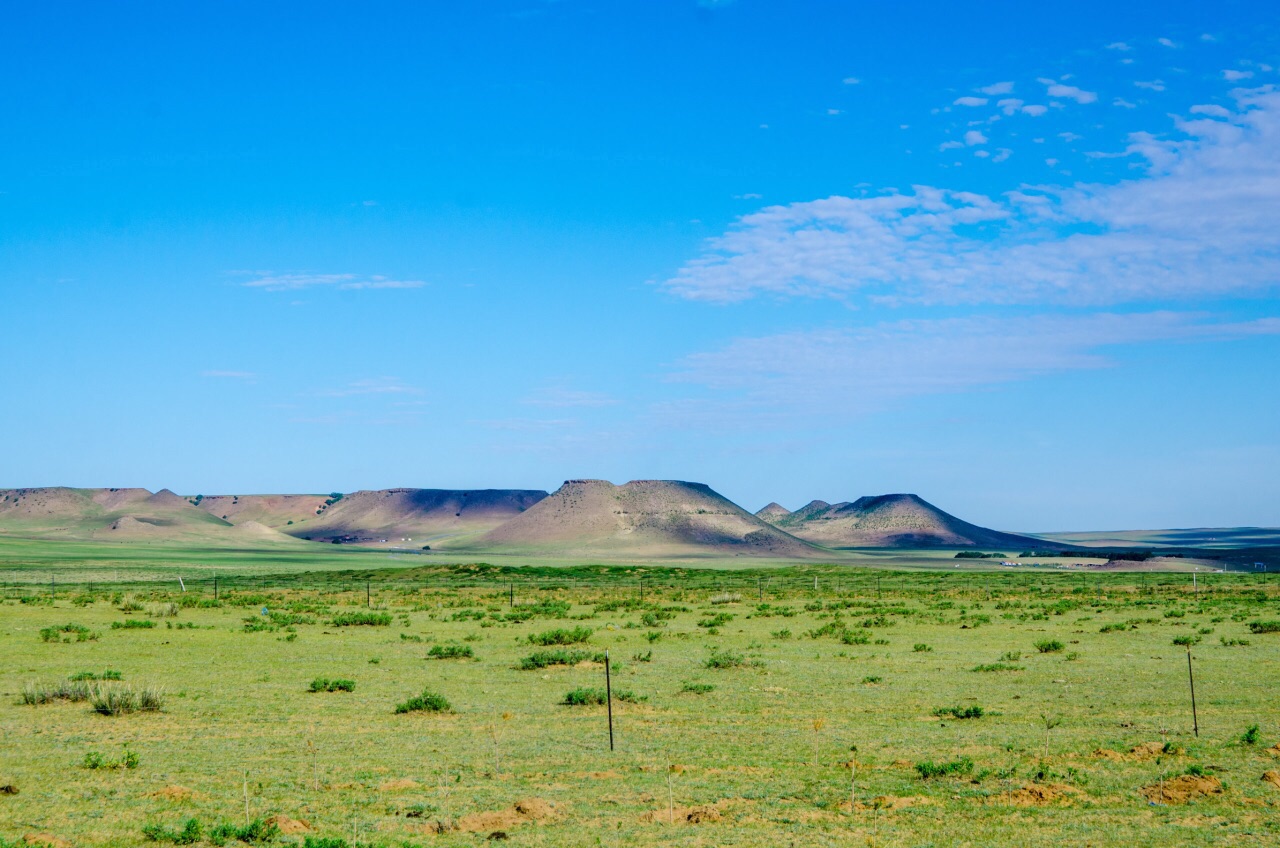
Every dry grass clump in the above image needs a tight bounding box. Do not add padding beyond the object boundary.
[21,680,93,705]
[90,684,165,715]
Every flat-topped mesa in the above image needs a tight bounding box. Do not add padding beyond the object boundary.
[479,478,823,558]
[759,492,1049,549]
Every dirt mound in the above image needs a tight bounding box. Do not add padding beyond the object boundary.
[0,783,17,795]
[481,479,822,558]
[1006,783,1080,806]
[22,835,70,848]
[1262,770,1280,789]
[455,798,559,832]
[846,795,934,812]
[760,492,1050,549]
[1130,742,1169,760]
[642,802,724,824]
[378,778,419,791]
[146,785,200,801]
[1092,748,1127,762]
[264,816,310,834]
[1141,774,1223,803]
[1266,744,1280,758]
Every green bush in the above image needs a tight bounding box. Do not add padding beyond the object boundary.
[394,689,451,714]
[1034,639,1065,653]
[1172,634,1201,647]
[143,818,203,844]
[39,623,98,642]
[704,647,746,669]
[912,643,932,653]
[308,678,355,693]
[680,682,715,694]
[527,626,593,646]
[83,745,139,770]
[112,619,156,630]
[516,648,605,670]
[330,612,392,627]
[562,687,643,705]
[971,663,1023,672]
[914,757,974,779]
[90,684,165,715]
[1248,620,1280,634]
[1241,724,1261,745]
[933,705,984,719]
[209,818,279,844]
[426,643,474,660]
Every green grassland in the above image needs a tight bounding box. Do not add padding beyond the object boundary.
[3,570,1280,847]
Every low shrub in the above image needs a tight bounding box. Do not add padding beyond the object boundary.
[1241,724,1261,745]
[83,746,140,770]
[90,684,165,715]
[697,612,734,628]
[69,670,123,682]
[308,678,355,693]
[527,626,593,646]
[21,679,93,705]
[39,623,98,642]
[915,757,974,779]
[680,682,715,694]
[933,705,984,720]
[394,689,451,714]
[1247,620,1280,634]
[704,647,746,669]
[972,663,1023,672]
[426,643,474,660]
[912,643,933,653]
[516,649,605,670]
[562,687,643,706]
[1172,634,1201,647]
[209,818,279,844]
[143,818,203,845]
[112,619,156,630]
[330,612,392,627]
[1034,639,1065,653]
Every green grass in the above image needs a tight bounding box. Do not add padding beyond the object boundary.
[2,564,1280,846]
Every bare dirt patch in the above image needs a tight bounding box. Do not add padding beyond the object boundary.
[264,816,310,834]
[146,786,200,801]
[378,778,420,791]
[455,798,559,833]
[1266,744,1280,759]
[844,795,934,812]
[1141,775,1223,804]
[22,835,70,848]
[1005,783,1081,806]
[1129,742,1168,760]
[1261,770,1280,789]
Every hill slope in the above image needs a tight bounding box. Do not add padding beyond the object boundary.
[760,493,1049,549]
[479,479,823,558]
[0,487,246,543]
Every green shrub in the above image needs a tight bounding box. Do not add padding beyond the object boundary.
[914,757,974,779]
[562,687,643,706]
[330,612,392,627]
[90,684,165,715]
[1034,639,1065,653]
[680,682,715,695]
[208,818,279,844]
[1241,724,1261,745]
[933,705,984,719]
[527,626,593,646]
[308,678,355,693]
[427,643,474,660]
[143,818,203,844]
[83,745,139,770]
[704,647,746,669]
[394,689,451,714]
[516,648,605,670]
[39,623,98,642]
[112,619,156,630]
[1248,620,1280,634]
[21,679,93,705]
[697,612,734,628]
[912,643,933,653]
[861,675,882,684]
[972,663,1023,672]
[1172,634,1201,647]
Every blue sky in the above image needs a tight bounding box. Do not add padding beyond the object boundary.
[3,0,1278,531]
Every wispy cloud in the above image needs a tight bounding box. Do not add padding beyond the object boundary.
[979,82,1014,96]
[1223,69,1254,81]
[665,314,1280,424]
[1038,77,1098,104]
[1134,80,1166,91]
[954,96,988,107]
[317,377,423,397]
[522,387,619,408]
[238,272,425,291]
[1158,37,1180,48]
[842,76,861,85]
[662,89,1280,307]
[1106,42,1132,52]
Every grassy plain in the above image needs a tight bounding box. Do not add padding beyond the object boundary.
[3,565,1280,847]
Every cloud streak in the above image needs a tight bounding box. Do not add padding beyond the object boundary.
[663,89,1280,307]
[239,272,425,291]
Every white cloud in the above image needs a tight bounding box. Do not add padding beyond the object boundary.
[827,108,843,115]
[1106,42,1132,51]
[1158,37,1180,48]
[661,90,1280,307]
[842,76,861,85]
[201,370,256,380]
[667,314,1280,421]
[954,96,988,107]
[1038,78,1098,104]
[240,272,425,291]
[1223,69,1255,81]
[1021,104,1049,116]
[1135,80,1166,91]
[1113,98,1138,108]
[996,98,1024,115]
[939,140,963,151]
[317,377,423,397]
[964,130,988,145]
[1058,131,1082,142]
[734,192,763,200]
[980,82,1015,96]
[1191,104,1231,117]
[992,148,1013,163]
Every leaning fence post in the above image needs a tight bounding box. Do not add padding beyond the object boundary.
[605,649,615,751]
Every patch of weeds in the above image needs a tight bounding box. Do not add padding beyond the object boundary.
[562,687,644,706]
[143,818,203,844]
[645,631,663,643]
[330,612,392,627]
[527,626,592,646]
[1034,639,1065,654]
[1000,651,1022,662]
[680,682,715,694]
[972,663,1023,672]
[697,612,734,629]
[1247,620,1280,634]
[208,818,280,845]
[427,643,474,660]
[1172,634,1201,647]
[1220,637,1250,646]
[399,633,424,643]
[394,689,451,714]
[112,619,156,630]
[771,628,792,640]
[83,745,139,770]
[912,643,933,653]
[915,757,974,779]
[39,623,99,642]
[22,679,93,704]
[516,649,605,670]
[90,684,165,715]
[1241,724,1260,745]
[704,647,746,669]
[861,675,882,684]
[933,705,985,720]
[308,678,356,693]
[631,649,652,662]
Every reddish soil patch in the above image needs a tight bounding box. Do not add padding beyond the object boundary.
[844,795,933,812]
[1006,783,1081,806]
[1141,775,1223,803]
[146,786,201,801]
[455,798,559,833]
[1262,770,1280,789]
[1266,744,1280,759]
[264,816,310,834]
[22,835,70,848]
[1129,742,1169,760]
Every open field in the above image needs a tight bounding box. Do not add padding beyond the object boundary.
[4,566,1280,847]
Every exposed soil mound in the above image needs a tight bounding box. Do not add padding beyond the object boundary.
[455,798,559,832]
[378,778,419,791]
[1266,744,1280,759]
[642,802,726,824]
[1130,742,1169,760]
[1262,770,1280,789]
[846,795,934,812]
[480,480,822,558]
[22,835,70,848]
[1006,783,1081,806]
[264,816,310,834]
[1141,775,1223,803]
[759,492,1050,549]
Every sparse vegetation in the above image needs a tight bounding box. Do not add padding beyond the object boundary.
[394,689,451,714]
[527,626,593,646]
[308,678,355,693]
[426,643,474,659]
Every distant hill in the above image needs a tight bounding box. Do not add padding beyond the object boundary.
[263,488,549,545]
[755,502,792,521]
[758,493,1049,549]
[479,479,823,558]
[0,486,265,543]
